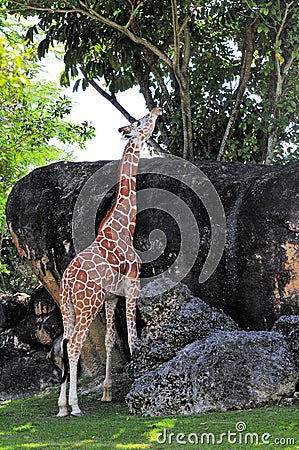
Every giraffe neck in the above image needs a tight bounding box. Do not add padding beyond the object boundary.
[100,136,144,234]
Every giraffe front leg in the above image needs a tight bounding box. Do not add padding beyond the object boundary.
[101,348,113,402]
[126,279,140,355]
[102,295,118,402]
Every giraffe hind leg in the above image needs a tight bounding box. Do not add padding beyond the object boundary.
[102,294,118,402]
[61,338,69,384]
[68,290,105,416]
[57,339,70,417]
[57,292,75,417]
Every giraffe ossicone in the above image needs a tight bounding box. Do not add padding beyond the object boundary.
[57,106,161,417]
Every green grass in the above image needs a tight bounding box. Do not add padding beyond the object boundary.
[0,377,298,450]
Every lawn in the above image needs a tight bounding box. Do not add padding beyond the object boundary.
[0,376,298,450]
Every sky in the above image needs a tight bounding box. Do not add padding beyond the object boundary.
[40,54,148,161]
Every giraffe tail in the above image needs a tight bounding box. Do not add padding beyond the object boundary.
[61,338,69,384]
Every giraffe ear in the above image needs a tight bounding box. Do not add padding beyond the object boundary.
[119,133,128,141]
[118,126,131,140]
[151,106,162,116]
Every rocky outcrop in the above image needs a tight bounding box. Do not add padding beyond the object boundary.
[6,159,299,333]
[127,283,299,416]
[5,158,299,392]
[14,286,63,347]
[0,286,63,400]
[130,280,239,378]
[0,285,128,396]
[272,315,299,367]
[0,329,60,400]
[0,287,62,347]
[0,293,30,331]
[127,330,298,416]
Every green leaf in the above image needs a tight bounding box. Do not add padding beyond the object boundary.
[72,78,81,92]
[275,52,284,63]
[59,69,70,87]
[82,77,89,91]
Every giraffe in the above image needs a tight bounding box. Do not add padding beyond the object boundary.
[57,106,162,417]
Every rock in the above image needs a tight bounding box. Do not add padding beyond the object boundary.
[0,329,59,400]
[131,280,239,378]
[14,286,63,348]
[15,308,63,347]
[0,293,30,331]
[126,331,298,416]
[272,315,299,367]
[48,335,63,371]
[0,287,62,347]
[0,287,63,399]
[224,164,299,330]
[30,285,57,316]
[280,397,298,407]
[6,159,299,376]
[6,159,299,334]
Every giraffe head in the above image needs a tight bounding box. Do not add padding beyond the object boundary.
[118,106,162,142]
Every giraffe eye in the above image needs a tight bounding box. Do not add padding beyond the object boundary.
[137,121,141,127]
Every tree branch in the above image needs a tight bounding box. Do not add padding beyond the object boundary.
[283,56,295,76]
[171,0,180,75]
[182,25,191,76]
[78,0,173,67]
[178,0,203,35]
[265,1,294,165]
[80,68,135,122]
[81,70,163,154]
[9,0,173,67]
[124,1,143,29]
[275,1,294,95]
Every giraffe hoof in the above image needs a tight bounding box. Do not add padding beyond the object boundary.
[71,410,83,417]
[101,388,112,402]
[57,409,69,417]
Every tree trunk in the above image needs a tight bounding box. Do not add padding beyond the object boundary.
[172,23,194,161]
[181,84,194,161]
[265,130,278,165]
[265,2,295,165]
[217,20,256,161]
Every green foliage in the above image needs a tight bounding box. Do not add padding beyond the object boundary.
[8,0,297,164]
[0,16,95,285]
[0,36,28,87]
[0,381,298,449]
[0,21,95,223]
[0,229,37,293]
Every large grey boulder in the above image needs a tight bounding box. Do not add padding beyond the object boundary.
[126,331,298,416]
[272,315,299,367]
[5,159,299,381]
[6,159,299,332]
[131,280,239,378]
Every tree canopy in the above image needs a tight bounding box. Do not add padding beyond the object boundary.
[2,0,298,164]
